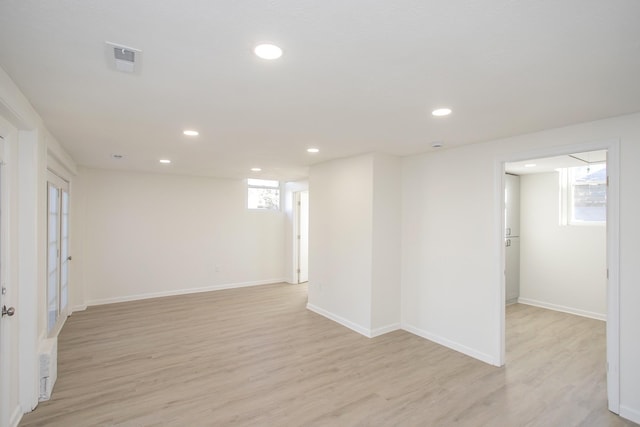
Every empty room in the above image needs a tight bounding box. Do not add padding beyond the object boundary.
[1,1,640,426]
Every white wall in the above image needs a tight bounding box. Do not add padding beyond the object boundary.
[308,154,374,333]
[308,153,401,337]
[519,172,606,319]
[402,145,499,364]
[618,138,640,422]
[17,129,43,417]
[76,168,286,305]
[401,112,640,422]
[69,170,87,311]
[371,153,401,332]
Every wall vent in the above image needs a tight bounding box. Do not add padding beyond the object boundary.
[39,337,58,401]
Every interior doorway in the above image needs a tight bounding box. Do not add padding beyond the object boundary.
[295,190,309,283]
[500,142,620,413]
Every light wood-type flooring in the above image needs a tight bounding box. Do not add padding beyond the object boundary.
[20,283,636,426]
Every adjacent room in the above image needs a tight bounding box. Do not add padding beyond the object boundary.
[1,1,640,426]
[503,150,611,424]
[505,150,607,320]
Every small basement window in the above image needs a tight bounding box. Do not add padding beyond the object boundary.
[559,163,606,225]
[247,178,280,210]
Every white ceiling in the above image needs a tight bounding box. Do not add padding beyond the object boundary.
[1,1,639,181]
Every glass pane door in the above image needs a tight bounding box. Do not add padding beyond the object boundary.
[47,183,60,334]
[60,190,69,313]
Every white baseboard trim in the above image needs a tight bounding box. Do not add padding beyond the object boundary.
[517,297,606,321]
[71,304,87,313]
[86,278,286,307]
[306,303,371,337]
[371,323,401,337]
[10,405,22,427]
[620,405,640,424]
[402,323,500,367]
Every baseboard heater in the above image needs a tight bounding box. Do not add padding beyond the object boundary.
[39,337,58,401]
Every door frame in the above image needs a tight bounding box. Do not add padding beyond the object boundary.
[0,129,8,427]
[0,116,22,427]
[292,190,310,284]
[497,139,620,413]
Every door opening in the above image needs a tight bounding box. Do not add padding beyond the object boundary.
[500,142,619,414]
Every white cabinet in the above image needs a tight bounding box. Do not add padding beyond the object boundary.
[505,173,520,304]
[505,237,520,303]
[505,174,520,237]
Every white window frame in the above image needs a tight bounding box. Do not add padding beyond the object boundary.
[247,178,281,211]
[559,163,606,226]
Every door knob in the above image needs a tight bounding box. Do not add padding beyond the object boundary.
[2,305,15,317]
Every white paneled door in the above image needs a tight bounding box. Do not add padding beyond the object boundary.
[47,182,59,333]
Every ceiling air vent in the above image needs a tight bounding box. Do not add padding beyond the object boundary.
[106,42,141,73]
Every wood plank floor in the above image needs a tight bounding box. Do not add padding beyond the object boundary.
[20,283,636,426]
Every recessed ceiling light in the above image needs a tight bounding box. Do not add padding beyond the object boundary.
[254,44,283,60]
[112,154,124,159]
[307,148,320,153]
[251,167,262,172]
[431,142,444,148]
[432,108,452,117]
[159,159,171,164]
[525,163,536,168]
[183,130,199,136]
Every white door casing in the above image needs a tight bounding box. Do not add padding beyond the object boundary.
[0,132,8,427]
[0,116,19,427]
[298,191,309,283]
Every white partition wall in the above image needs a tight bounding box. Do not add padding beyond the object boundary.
[308,153,401,338]
[308,154,374,334]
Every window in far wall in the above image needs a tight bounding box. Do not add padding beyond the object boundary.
[559,163,606,225]
[247,178,280,210]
